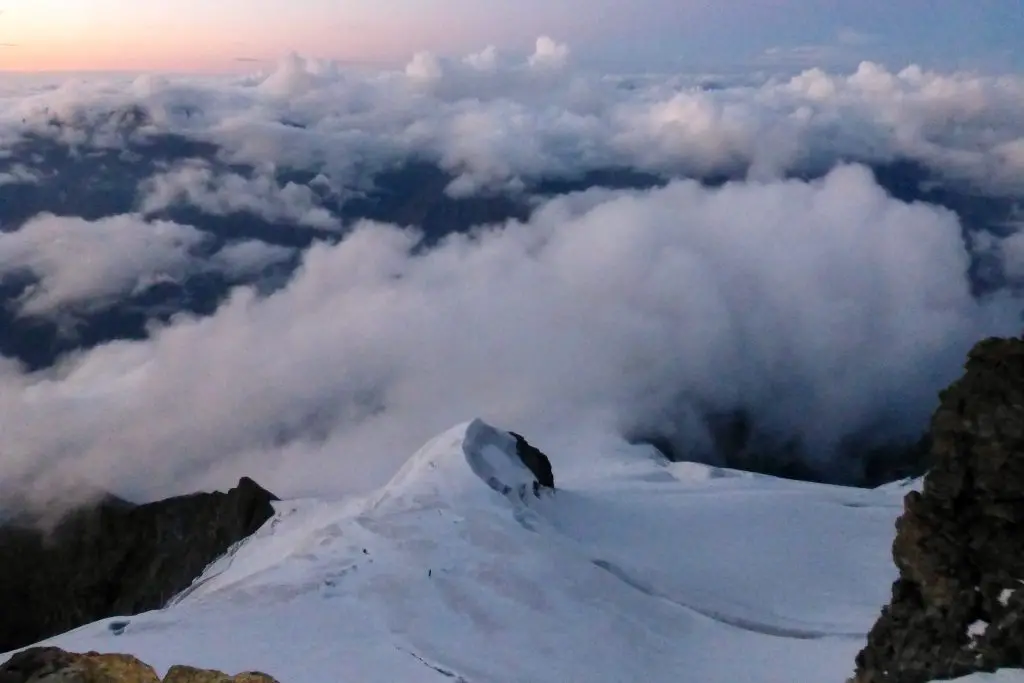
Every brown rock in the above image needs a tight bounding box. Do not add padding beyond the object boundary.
[162,665,279,683]
[0,648,159,683]
[852,336,1024,683]
[0,650,280,683]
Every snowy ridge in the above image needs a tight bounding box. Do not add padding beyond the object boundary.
[0,419,966,682]
[371,419,548,512]
[170,419,546,606]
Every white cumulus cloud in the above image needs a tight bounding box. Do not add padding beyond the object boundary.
[0,213,207,316]
[0,165,1016,507]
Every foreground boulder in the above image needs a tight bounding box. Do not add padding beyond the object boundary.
[0,647,280,683]
[0,477,277,654]
[162,664,279,683]
[853,336,1024,682]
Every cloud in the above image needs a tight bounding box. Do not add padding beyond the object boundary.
[0,213,207,317]
[138,160,340,230]
[528,36,570,70]
[0,163,39,188]
[0,40,1023,509]
[0,164,1018,509]
[757,27,881,71]
[463,45,500,72]
[837,28,879,47]
[3,42,1023,195]
[211,240,295,278]
[405,51,445,83]
[757,45,850,69]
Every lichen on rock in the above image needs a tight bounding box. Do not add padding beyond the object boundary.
[0,648,281,683]
[0,648,160,683]
[162,665,279,683]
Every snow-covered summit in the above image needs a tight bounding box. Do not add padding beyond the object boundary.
[3,419,922,682]
[371,418,552,513]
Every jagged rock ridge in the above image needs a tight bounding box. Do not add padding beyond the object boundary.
[853,336,1024,682]
[0,477,278,654]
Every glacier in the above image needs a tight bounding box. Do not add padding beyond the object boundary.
[0,418,1013,682]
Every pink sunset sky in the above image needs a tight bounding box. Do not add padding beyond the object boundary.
[0,0,645,71]
[0,0,1020,73]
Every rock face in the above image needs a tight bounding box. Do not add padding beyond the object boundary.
[0,648,160,683]
[0,648,280,683]
[853,337,1024,682]
[0,478,278,654]
[510,432,555,490]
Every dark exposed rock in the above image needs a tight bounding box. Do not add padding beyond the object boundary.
[510,432,555,490]
[853,336,1024,682]
[0,478,278,654]
[0,647,281,683]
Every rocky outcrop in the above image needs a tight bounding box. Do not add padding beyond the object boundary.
[0,648,159,683]
[853,336,1024,683]
[510,432,555,490]
[162,665,279,683]
[0,478,278,654]
[0,647,280,683]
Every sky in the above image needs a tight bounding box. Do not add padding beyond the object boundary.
[0,0,1020,73]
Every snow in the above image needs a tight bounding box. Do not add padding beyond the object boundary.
[0,418,1007,682]
[969,620,989,641]
[875,476,924,493]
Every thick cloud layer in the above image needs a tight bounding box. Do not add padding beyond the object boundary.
[3,45,1022,199]
[1,165,1019,507]
[139,161,340,229]
[0,40,1023,507]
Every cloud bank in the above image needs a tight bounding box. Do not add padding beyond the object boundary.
[0,40,1022,507]
[139,161,339,229]
[1,165,1019,508]
[3,46,1022,199]
[0,214,205,317]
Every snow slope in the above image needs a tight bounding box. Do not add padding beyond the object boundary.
[1,419,1008,682]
